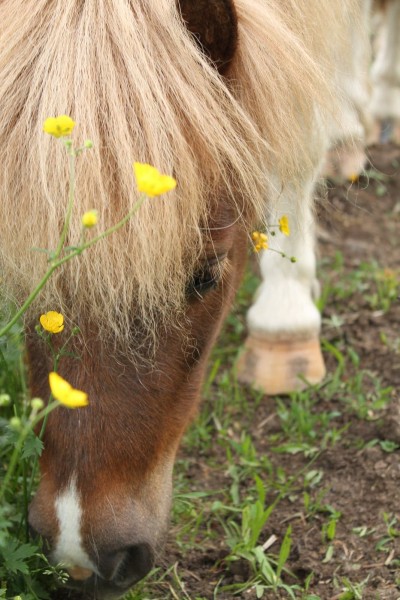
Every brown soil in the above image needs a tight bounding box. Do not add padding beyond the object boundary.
[162,144,400,600]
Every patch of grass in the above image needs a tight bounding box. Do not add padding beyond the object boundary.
[333,576,369,600]
[364,168,390,197]
[273,391,343,455]
[318,253,399,314]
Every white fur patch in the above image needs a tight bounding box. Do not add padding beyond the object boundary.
[53,477,97,573]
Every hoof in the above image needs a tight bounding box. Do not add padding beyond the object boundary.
[237,334,326,395]
[336,146,367,181]
[322,143,367,182]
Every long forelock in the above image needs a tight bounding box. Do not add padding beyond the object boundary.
[0,0,352,349]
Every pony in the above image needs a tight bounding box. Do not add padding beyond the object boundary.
[0,0,359,597]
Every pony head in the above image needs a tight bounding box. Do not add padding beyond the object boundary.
[0,0,337,596]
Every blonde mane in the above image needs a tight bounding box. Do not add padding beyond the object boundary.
[0,0,353,346]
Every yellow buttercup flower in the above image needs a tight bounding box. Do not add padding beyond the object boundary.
[82,210,98,228]
[40,311,64,334]
[279,215,290,236]
[43,115,76,138]
[49,372,89,409]
[133,162,177,197]
[251,231,268,253]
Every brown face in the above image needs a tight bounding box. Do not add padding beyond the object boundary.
[28,204,248,599]
[26,3,242,597]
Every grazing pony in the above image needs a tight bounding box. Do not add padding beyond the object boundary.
[0,0,358,597]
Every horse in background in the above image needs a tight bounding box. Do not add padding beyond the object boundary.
[370,0,400,143]
[319,0,400,176]
[0,0,361,597]
[238,0,400,395]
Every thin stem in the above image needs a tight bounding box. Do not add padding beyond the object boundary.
[27,409,51,501]
[54,149,75,259]
[0,145,75,338]
[0,265,57,338]
[49,195,146,269]
[0,401,59,503]
[80,195,146,251]
[0,196,146,339]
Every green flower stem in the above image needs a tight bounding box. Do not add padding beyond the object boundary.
[21,459,29,541]
[26,407,51,503]
[42,196,146,269]
[0,400,59,504]
[54,148,76,260]
[0,128,146,340]
[0,266,58,338]
[0,195,147,339]
[79,195,146,252]
[0,144,75,337]
[25,333,81,502]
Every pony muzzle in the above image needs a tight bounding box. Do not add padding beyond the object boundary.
[99,543,155,589]
[63,543,155,599]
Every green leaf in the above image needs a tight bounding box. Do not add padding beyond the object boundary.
[327,518,337,541]
[255,583,265,598]
[277,525,292,579]
[21,432,44,460]
[379,440,400,453]
[29,578,52,600]
[1,540,38,575]
[322,544,334,563]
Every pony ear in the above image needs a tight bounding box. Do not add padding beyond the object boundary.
[177,0,238,73]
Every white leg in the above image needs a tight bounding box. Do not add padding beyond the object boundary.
[237,3,374,395]
[237,174,326,395]
[324,0,372,179]
[370,0,400,144]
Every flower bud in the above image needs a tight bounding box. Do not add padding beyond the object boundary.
[31,397,44,411]
[82,210,98,228]
[0,393,11,407]
[84,139,93,149]
[9,416,22,431]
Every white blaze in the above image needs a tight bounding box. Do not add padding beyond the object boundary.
[53,477,97,573]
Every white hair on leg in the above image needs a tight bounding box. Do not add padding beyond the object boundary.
[370,0,400,143]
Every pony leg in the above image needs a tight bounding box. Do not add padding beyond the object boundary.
[237,178,325,395]
[323,0,373,180]
[370,0,400,144]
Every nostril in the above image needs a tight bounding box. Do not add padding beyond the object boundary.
[102,543,154,589]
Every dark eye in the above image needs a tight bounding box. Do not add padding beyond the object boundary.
[188,257,226,298]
